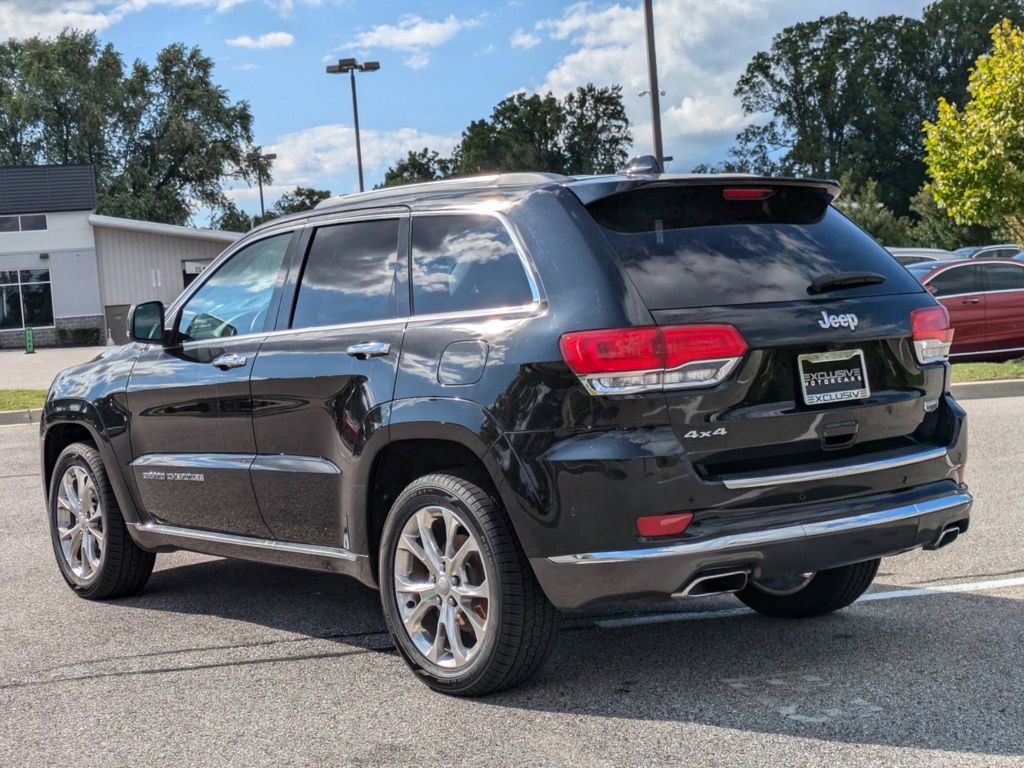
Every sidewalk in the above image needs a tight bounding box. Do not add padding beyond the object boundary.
[0,346,104,390]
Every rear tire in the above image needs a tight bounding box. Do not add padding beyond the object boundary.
[48,442,155,600]
[736,559,880,618]
[379,472,558,696]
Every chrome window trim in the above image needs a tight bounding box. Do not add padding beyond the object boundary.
[720,446,948,490]
[546,493,972,565]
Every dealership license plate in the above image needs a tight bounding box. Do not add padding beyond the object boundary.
[797,349,870,405]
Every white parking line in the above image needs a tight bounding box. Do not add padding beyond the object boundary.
[595,575,1024,629]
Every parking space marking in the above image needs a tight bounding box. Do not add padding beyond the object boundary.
[595,575,1024,629]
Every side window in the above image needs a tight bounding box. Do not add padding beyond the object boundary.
[985,263,1024,291]
[178,232,291,342]
[928,266,984,297]
[291,219,400,329]
[411,215,534,315]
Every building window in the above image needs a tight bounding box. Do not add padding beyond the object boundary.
[0,214,48,233]
[0,269,54,330]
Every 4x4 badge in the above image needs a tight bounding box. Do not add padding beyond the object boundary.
[818,311,859,331]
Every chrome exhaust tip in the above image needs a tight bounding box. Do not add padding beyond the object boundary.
[672,569,749,599]
[925,525,961,550]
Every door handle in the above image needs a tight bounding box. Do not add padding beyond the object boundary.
[211,352,248,370]
[346,341,391,359]
[961,298,981,305]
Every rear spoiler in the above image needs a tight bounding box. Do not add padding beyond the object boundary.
[564,174,842,206]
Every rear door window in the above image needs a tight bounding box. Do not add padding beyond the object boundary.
[928,265,984,297]
[410,214,534,315]
[291,219,400,329]
[984,263,1024,291]
[585,185,922,309]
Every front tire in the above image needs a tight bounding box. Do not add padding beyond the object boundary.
[48,442,155,600]
[379,472,558,696]
[735,559,880,618]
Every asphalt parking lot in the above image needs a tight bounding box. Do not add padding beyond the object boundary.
[1,398,1022,767]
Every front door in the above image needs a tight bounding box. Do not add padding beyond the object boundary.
[127,230,296,536]
[249,213,408,548]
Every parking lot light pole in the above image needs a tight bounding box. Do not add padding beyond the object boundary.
[326,58,380,193]
[245,150,277,218]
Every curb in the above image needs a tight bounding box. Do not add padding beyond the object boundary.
[0,408,42,426]
[950,379,1024,401]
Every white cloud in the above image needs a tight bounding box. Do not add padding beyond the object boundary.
[0,0,318,39]
[510,28,540,49]
[241,123,459,201]
[344,14,479,69]
[225,31,294,49]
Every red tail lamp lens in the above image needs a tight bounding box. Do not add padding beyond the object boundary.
[559,325,747,375]
[637,512,693,538]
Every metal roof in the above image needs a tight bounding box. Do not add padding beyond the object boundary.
[89,214,241,244]
[0,165,97,215]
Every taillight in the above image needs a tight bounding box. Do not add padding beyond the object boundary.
[559,324,748,395]
[911,305,953,364]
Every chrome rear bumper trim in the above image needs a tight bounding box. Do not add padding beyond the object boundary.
[719,446,949,490]
[128,522,359,562]
[546,492,972,565]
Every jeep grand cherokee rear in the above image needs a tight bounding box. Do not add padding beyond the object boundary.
[41,172,969,697]
[523,179,968,615]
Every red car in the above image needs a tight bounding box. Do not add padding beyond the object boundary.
[905,258,1024,359]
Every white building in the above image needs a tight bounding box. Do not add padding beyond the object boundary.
[0,165,239,347]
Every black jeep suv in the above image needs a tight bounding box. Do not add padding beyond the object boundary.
[41,172,970,695]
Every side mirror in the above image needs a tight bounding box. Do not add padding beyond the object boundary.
[128,301,166,344]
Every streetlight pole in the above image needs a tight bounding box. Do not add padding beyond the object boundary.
[245,150,277,218]
[326,58,380,193]
[642,0,665,168]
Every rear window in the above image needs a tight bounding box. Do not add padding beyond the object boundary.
[586,185,922,309]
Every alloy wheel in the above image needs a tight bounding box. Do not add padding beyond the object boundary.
[393,504,492,670]
[55,465,104,581]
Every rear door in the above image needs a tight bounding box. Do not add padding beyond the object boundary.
[925,264,988,355]
[583,182,943,489]
[978,261,1024,352]
[249,211,408,547]
[127,230,296,536]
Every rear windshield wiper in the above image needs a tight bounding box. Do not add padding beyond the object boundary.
[808,271,886,294]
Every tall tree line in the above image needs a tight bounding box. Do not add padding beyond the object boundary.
[382,84,632,186]
[708,0,1024,222]
[0,30,261,225]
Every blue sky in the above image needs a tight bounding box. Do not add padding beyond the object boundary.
[2,0,930,222]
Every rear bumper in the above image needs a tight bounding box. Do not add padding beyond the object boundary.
[529,489,971,610]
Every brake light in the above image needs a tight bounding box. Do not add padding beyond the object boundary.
[559,324,748,395]
[911,305,953,364]
[723,187,775,201]
[636,512,693,538]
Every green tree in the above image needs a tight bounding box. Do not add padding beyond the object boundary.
[212,200,252,233]
[908,186,1007,249]
[924,20,1024,242]
[381,148,454,187]
[251,186,331,225]
[834,174,916,246]
[727,1,1024,213]
[380,84,632,185]
[0,31,260,226]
